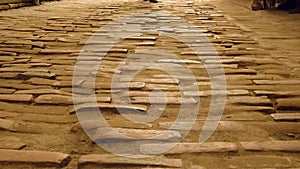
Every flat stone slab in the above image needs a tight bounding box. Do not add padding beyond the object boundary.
[92,128,181,142]
[157,59,201,64]
[241,141,300,152]
[0,94,33,102]
[71,120,152,132]
[227,96,272,106]
[277,98,300,109]
[0,118,17,131]
[36,95,111,105]
[0,149,70,167]
[131,97,197,105]
[271,113,300,121]
[0,140,27,150]
[71,103,148,114]
[140,142,238,155]
[79,154,182,168]
[17,71,56,79]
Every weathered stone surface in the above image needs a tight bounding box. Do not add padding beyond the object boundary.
[82,82,146,90]
[20,113,78,124]
[277,98,300,109]
[0,140,27,150]
[271,113,300,121]
[0,101,68,115]
[71,120,152,132]
[140,142,238,155]
[17,71,56,79]
[0,88,16,94]
[92,128,181,141]
[79,154,182,168]
[0,94,33,102]
[227,96,271,106]
[183,90,248,97]
[27,77,58,85]
[131,97,197,104]
[15,89,72,95]
[0,118,17,131]
[71,103,148,114]
[35,95,73,105]
[157,59,201,64]
[0,149,70,167]
[241,141,300,152]
[0,111,19,118]
[254,80,300,85]
[159,121,246,132]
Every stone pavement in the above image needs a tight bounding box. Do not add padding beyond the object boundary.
[0,0,299,168]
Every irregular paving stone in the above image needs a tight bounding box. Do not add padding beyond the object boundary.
[159,121,246,132]
[157,59,201,64]
[0,101,68,115]
[92,128,181,142]
[15,89,72,96]
[140,142,238,155]
[254,90,300,97]
[131,97,197,105]
[0,94,33,102]
[35,95,110,105]
[183,90,249,97]
[0,118,17,131]
[0,111,19,118]
[271,113,300,121]
[71,103,148,114]
[0,149,70,167]
[241,141,300,152]
[0,140,27,150]
[227,96,272,106]
[20,113,78,124]
[82,82,146,90]
[71,120,152,132]
[17,71,56,79]
[253,80,300,85]
[40,49,80,54]
[277,98,300,109]
[79,154,182,168]
[0,88,16,94]
[27,77,58,85]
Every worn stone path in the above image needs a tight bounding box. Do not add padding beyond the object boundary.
[0,0,299,168]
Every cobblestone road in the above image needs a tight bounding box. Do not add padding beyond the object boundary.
[0,0,299,168]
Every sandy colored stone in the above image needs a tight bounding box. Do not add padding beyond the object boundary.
[79,154,182,168]
[140,142,238,155]
[0,94,33,102]
[0,149,70,167]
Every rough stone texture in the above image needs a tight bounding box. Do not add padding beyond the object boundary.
[0,94,33,102]
[79,154,182,168]
[0,149,70,167]
[276,98,300,109]
[241,141,300,152]
[140,142,238,155]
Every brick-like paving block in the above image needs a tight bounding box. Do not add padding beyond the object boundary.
[140,142,238,155]
[35,94,73,105]
[0,149,70,167]
[131,97,197,105]
[241,141,300,152]
[0,140,27,150]
[79,154,182,168]
[0,118,17,131]
[0,94,33,102]
[271,113,300,121]
[0,111,19,118]
[92,128,181,142]
[277,98,300,109]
